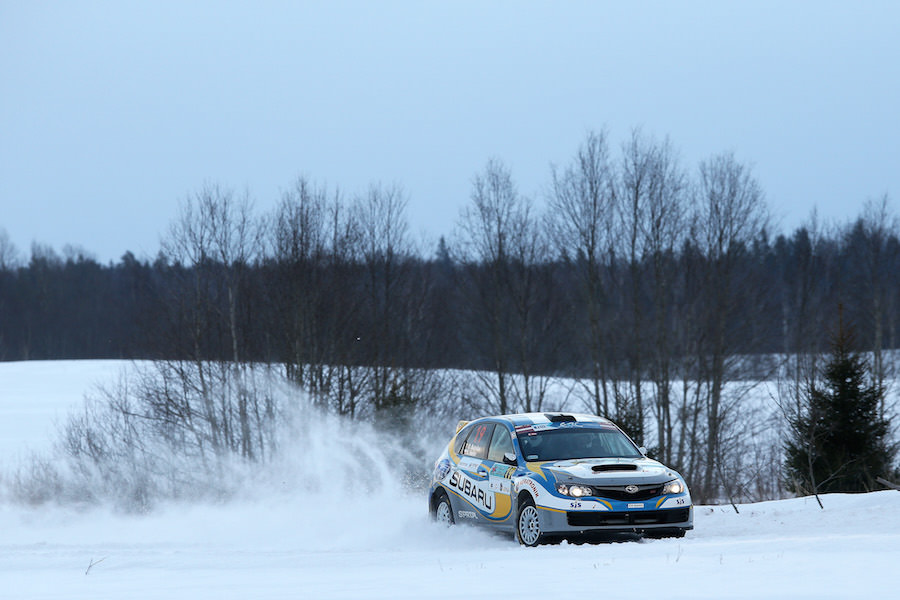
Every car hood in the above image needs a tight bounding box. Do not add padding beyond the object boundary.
[538,457,676,486]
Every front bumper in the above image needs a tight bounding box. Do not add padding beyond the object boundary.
[538,505,693,534]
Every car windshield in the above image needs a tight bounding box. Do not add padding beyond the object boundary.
[517,426,642,461]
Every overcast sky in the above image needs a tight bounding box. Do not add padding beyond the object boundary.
[2,1,898,263]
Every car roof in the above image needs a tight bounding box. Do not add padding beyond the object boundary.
[476,412,615,428]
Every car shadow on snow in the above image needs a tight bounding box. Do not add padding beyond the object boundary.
[474,527,654,547]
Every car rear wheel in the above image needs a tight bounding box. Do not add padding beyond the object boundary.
[516,497,542,546]
[435,491,454,526]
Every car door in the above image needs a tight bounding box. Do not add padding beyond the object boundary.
[449,422,497,523]
[483,423,517,526]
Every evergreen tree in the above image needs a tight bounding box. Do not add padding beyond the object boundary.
[784,320,894,494]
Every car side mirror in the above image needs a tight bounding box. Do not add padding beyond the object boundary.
[503,452,518,466]
[639,446,647,456]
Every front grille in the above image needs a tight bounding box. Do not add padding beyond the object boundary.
[567,508,690,528]
[591,484,664,501]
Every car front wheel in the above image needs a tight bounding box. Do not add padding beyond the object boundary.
[434,491,454,526]
[516,497,542,546]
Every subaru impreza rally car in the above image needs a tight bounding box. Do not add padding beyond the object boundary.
[429,413,692,545]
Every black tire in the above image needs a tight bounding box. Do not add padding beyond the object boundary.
[434,491,454,526]
[516,496,542,547]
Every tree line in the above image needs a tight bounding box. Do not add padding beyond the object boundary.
[1,129,898,503]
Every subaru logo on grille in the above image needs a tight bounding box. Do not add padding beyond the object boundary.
[625,485,639,494]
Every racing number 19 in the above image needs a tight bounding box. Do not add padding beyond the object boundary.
[472,425,488,445]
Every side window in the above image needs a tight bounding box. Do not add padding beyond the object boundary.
[487,425,515,463]
[453,425,474,456]
[461,423,495,459]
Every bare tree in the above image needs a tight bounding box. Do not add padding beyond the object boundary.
[270,177,339,388]
[844,194,899,414]
[355,182,414,418]
[458,158,547,414]
[616,129,688,459]
[548,131,616,417]
[691,152,769,501]
[775,212,832,425]
[159,183,269,460]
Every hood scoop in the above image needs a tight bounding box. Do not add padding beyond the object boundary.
[592,464,639,472]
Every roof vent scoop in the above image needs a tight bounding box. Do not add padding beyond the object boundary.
[546,413,577,423]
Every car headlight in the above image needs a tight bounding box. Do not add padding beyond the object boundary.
[662,479,685,495]
[557,484,593,497]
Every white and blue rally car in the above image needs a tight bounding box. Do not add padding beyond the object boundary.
[429,412,692,545]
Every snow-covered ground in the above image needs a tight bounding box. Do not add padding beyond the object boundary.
[0,360,125,461]
[1,361,898,599]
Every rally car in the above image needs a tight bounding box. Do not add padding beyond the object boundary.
[428,412,692,545]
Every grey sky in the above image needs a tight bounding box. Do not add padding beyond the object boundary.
[2,1,898,263]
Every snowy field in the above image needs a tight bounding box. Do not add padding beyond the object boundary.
[1,361,898,600]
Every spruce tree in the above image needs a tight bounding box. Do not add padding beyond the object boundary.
[784,321,893,494]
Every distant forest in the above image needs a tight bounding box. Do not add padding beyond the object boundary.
[1,211,898,372]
